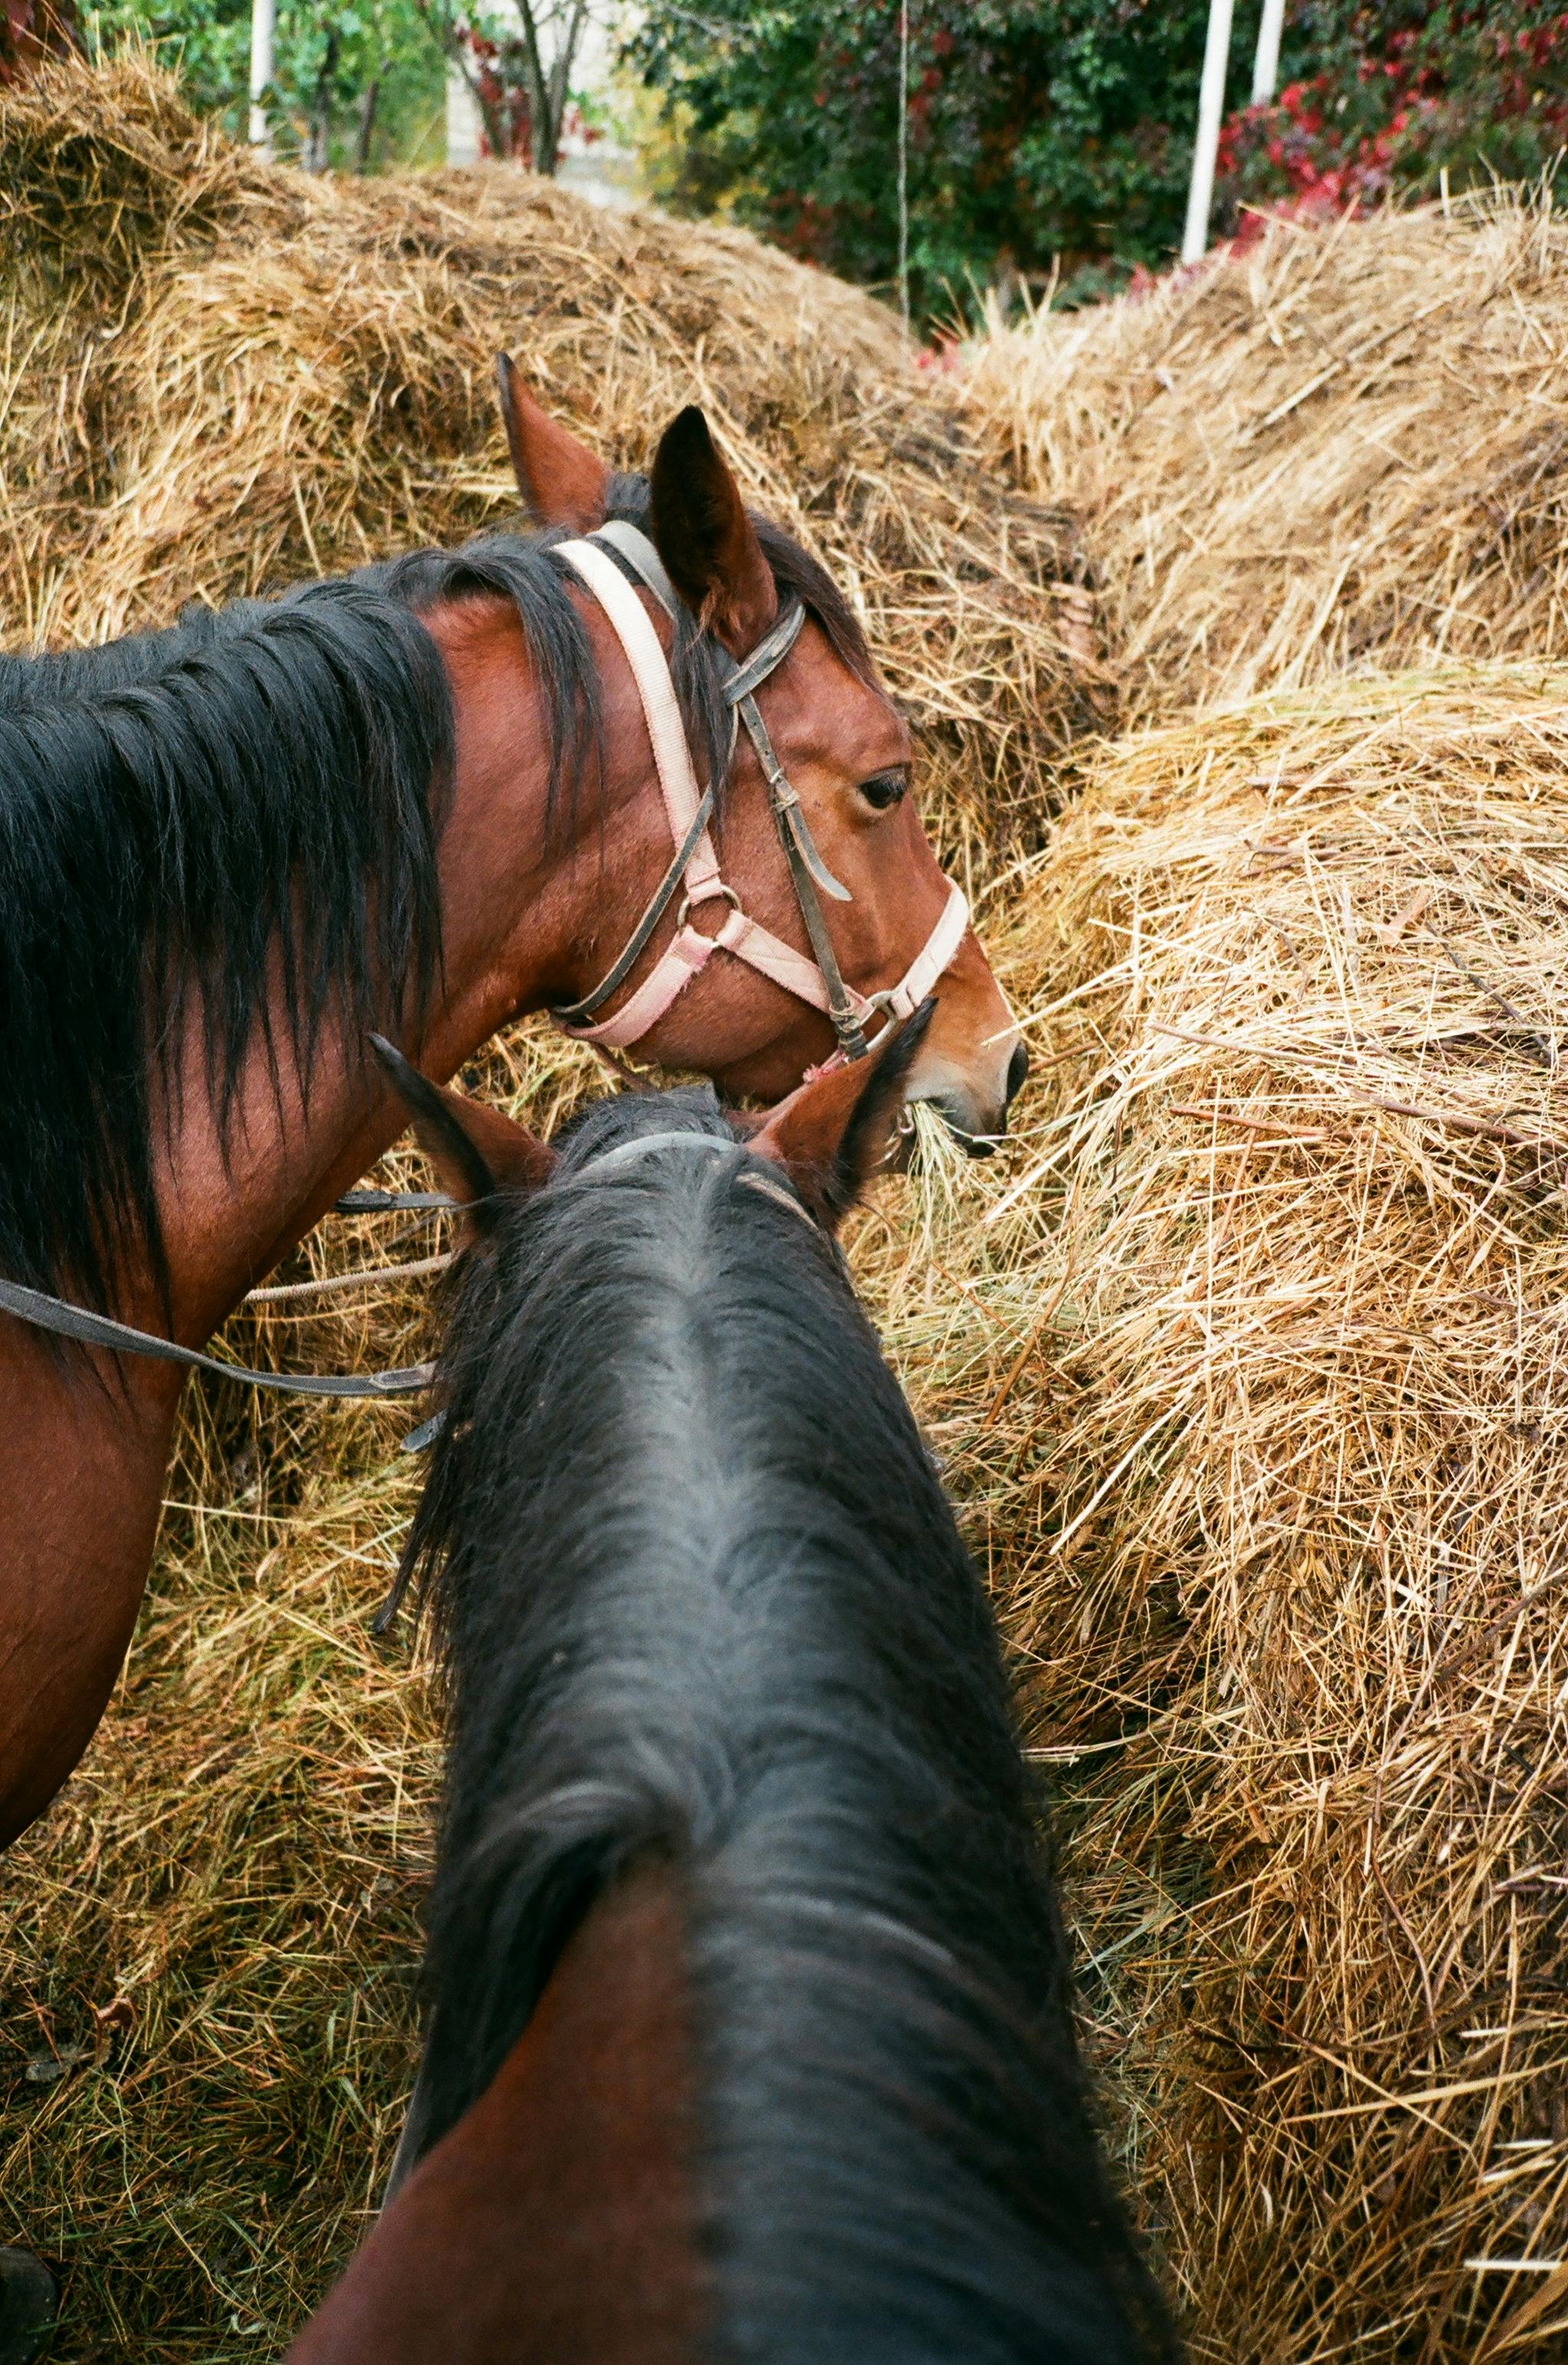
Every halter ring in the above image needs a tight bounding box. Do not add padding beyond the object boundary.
[675,883,743,930]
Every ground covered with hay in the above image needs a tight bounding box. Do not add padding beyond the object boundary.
[8,52,1568,2365]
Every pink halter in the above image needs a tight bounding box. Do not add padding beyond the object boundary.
[550,524,969,1076]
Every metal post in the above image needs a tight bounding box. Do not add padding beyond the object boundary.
[897,2,910,329]
[1252,0,1286,106]
[1181,0,1235,264]
[249,0,276,156]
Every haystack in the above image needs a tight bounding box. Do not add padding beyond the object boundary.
[959,664,1568,2358]
[0,51,1100,864]
[960,190,1568,717]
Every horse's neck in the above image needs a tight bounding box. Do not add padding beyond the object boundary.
[286,1866,703,2365]
[157,970,524,1351]
[155,597,577,1348]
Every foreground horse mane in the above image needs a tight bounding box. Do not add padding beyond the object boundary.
[397,1089,1172,2363]
[0,483,876,1315]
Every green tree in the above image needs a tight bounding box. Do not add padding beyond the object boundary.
[628,1,1568,322]
[1223,4,1568,219]
[626,1,1250,316]
[412,0,591,167]
[83,0,597,168]
[84,0,449,164]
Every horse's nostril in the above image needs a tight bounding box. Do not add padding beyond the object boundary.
[1005,1041,1030,1107]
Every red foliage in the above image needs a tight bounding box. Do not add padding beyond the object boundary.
[1219,5,1568,239]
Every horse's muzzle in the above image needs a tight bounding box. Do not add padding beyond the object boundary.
[907,1033,1027,1159]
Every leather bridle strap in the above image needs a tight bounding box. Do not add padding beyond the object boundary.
[550,524,969,1067]
[550,788,716,1030]
[0,1273,434,1396]
[550,535,825,1049]
[595,526,871,1057]
[730,677,867,1060]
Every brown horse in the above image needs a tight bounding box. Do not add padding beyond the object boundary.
[0,387,1021,1857]
[284,1027,1173,2365]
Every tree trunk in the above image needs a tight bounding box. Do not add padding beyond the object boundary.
[516,0,586,177]
[305,31,338,170]
[354,73,381,171]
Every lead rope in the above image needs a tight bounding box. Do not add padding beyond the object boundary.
[0,1273,435,1399]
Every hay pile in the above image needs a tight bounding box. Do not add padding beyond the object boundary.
[0,51,1100,864]
[970,667,1568,2358]
[960,190,1568,717]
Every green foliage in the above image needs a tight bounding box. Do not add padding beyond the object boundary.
[628,1,1568,323]
[1224,5,1568,219]
[79,0,593,172]
[83,0,446,165]
[625,1,1258,317]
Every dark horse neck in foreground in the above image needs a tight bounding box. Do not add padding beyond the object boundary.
[289,1024,1174,2365]
[0,390,1021,1848]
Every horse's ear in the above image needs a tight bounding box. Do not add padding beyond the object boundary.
[495,354,609,532]
[746,1001,935,1231]
[370,1036,557,1233]
[648,405,777,655]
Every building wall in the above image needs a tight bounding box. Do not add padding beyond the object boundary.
[445,63,483,168]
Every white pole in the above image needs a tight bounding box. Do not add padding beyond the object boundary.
[897,2,910,330]
[1181,0,1235,264]
[1252,0,1286,105]
[249,0,276,156]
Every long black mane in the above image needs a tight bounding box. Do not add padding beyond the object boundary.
[0,580,452,1311]
[398,1089,1174,2363]
[0,482,872,1314]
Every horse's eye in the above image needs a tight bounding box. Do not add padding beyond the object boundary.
[858,769,908,811]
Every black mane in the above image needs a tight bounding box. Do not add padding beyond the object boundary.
[0,580,453,1312]
[397,1088,1174,2363]
[0,485,878,1314]
[0,601,262,708]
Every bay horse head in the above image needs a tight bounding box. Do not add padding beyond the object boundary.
[485,361,1025,1149]
[0,368,1025,1854]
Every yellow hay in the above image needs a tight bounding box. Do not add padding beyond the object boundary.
[0,51,1100,863]
[970,665,1568,2359]
[960,191,1568,716]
